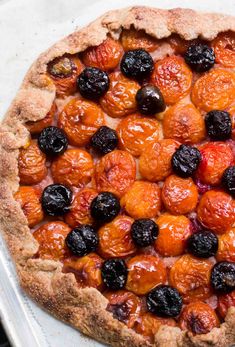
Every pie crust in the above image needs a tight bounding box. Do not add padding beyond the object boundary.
[0,6,235,347]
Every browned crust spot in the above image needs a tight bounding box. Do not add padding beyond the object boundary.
[1,6,235,347]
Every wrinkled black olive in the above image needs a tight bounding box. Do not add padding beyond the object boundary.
[42,184,72,216]
[120,49,154,80]
[77,67,109,100]
[65,225,98,256]
[131,219,158,247]
[90,192,120,223]
[101,259,127,290]
[187,230,218,258]
[184,44,215,72]
[211,261,235,293]
[38,126,68,156]
[222,166,235,197]
[205,110,232,141]
[90,126,118,155]
[172,144,201,178]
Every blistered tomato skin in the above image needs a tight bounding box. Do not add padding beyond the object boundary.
[38,126,68,156]
[184,44,215,72]
[58,98,105,147]
[187,231,218,259]
[197,142,234,186]
[217,229,235,262]
[47,55,84,96]
[212,31,235,67]
[136,85,166,115]
[169,254,213,303]
[65,188,98,228]
[63,253,103,289]
[218,290,235,318]
[90,126,118,155]
[120,49,154,81]
[191,69,235,112]
[162,175,198,215]
[101,259,128,290]
[100,72,140,118]
[163,102,206,144]
[51,149,94,187]
[98,215,136,259]
[172,144,201,178]
[134,313,176,341]
[139,139,180,182]
[116,114,162,157]
[222,166,235,197]
[126,254,167,295]
[18,140,47,185]
[14,186,43,227]
[42,184,72,216]
[150,55,193,105]
[211,261,235,294]
[82,37,123,70]
[33,221,71,260]
[26,102,56,134]
[179,302,219,334]
[120,181,161,219]
[197,190,235,234]
[155,213,192,257]
[131,219,158,247]
[65,225,99,257]
[77,67,109,101]
[94,150,136,198]
[105,290,141,328]
[147,285,183,318]
[121,29,158,52]
[90,192,121,223]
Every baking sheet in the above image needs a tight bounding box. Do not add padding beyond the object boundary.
[1,0,235,346]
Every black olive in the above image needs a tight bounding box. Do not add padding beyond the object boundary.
[90,126,118,155]
[146,285,183,317]
[211,261,235,293]
[38,126,68,156]
[90,192,120,223]
[205,110,232,141]
[187,230,218,258]
[65,225,98,257]
[136,85,166,115]
[41,184,72,216]
[101,259,127,290]
[184,44,215,72]
[222,166,235,197]
[131,219,158,247]
[172,144,201,178]
[77,67,109,100]
[120,49,154,80]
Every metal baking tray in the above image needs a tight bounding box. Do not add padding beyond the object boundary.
[0,0,234,346]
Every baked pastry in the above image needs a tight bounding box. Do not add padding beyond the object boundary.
[0,6,235,347]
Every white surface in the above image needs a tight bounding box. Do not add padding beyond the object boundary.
[1,0,235,346]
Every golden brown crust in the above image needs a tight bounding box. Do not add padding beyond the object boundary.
[1,6,235,347]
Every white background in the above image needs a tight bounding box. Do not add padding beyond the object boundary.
[0,1,235,346]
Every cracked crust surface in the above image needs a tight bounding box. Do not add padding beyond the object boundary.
[1,6,235,347]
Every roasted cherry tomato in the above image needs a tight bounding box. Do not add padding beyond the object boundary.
[212,31,235,67]
[82,37,123,70]
[162,175,198,215]
[14,186,43,227]
[217,228,235,262]
[121,181,161,219]
[163,102,205,144]
[18,140,47,185]
[58,98,105,146]
[98,215,136,259]
[196,142,234,186]
[139,139,180,182]
[179,301,219,334]
[26,102,57,134]
[47,55,83,97]
[150,56,192,105]
[100,72,140,118]
[65,188,98,228]
[51,149,93,187]
[63,253,103,289]
[155,213,192,257]
[105,290,141,328]
[116,114,162,157]
[121,29,159,52]
[94,150,136,197]
[169,254,213,303]
[197,190,235,234]
[134,313,176,342]
[218,290,235,318]
[33,221,71,260]
[191,69,235,111]
[126,254,167,295]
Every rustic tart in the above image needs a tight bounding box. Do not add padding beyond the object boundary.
[0,6,235,347]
